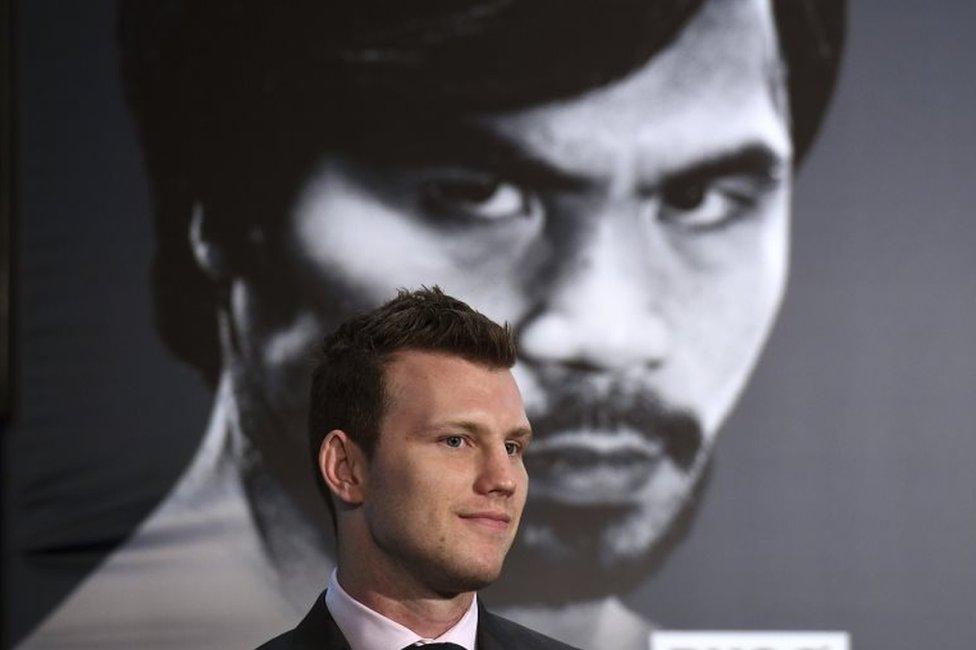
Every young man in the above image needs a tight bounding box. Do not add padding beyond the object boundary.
[258,287,574,649]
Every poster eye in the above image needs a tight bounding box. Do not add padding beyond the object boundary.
[659,176,749,231]
[662,177,707,211]
[423,175,531,221]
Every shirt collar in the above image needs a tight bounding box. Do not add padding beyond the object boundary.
[325,569,479,650]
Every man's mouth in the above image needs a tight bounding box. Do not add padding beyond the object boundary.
[458,511,513,533]
[525,428,668,505]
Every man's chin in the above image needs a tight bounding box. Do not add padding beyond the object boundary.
[485,463,712,605]
[430,565,503,597]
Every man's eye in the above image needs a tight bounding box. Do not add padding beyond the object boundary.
[443,436,465,448]
[662,177,707,212]
[422,175,532,222]
[658,175,763,231]
[504,441,521,456]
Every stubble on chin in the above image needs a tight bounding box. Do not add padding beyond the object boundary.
[379,532,511,598]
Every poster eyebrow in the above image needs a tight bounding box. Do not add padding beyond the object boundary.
[354,122,591,191]
[653,142,785,187]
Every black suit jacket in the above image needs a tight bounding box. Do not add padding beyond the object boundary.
[256,591,578,650]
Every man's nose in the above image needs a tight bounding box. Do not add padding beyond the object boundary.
[473,445,519,497]
[517,210,671,372]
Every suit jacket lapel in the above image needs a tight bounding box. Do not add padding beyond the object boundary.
[290,591,351,650]
[476,600,510,650]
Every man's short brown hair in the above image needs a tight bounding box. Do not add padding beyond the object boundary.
[308,286,516,516]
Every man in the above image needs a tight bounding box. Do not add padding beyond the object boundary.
[18,1,843,648]
[258,287,574,649]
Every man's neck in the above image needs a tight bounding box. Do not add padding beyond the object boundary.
[210,378,336,610]
[335,563,475,640]
[243,450,335,608]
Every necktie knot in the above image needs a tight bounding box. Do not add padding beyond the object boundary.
[403,644,466,650]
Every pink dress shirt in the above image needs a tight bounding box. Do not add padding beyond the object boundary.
[324,570,479,650]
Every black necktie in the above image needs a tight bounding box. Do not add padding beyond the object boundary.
[402,644,466,650]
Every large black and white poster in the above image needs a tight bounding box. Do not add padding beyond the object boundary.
[5,1,976,649]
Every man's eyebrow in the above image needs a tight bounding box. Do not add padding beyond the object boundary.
[352,126,785,192]
[435,420,533,441]
[352,123,590,191]
[437,420,484,435]
[650,143,786,190]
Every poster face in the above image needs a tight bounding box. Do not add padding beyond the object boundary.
[6,1,976,649]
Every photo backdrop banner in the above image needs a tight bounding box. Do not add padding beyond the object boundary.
[5,2,976,649]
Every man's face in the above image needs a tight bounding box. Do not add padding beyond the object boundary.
[230,0,790,574]
[358,351,530,593]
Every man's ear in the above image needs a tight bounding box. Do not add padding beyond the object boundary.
[189,202,233,283]
[319,430,367,507]
[189,202,268,283]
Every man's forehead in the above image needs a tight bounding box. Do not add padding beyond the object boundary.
[466,0,788,183]
[382,351,528,425]
[384,351,517,401]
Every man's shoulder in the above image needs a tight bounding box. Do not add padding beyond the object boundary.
[478,604,581,650]
[17,465,298,650]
